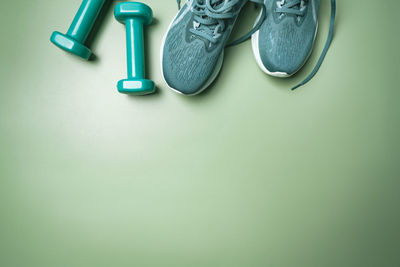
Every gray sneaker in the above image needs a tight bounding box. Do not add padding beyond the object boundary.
[252,0,336,89]
[161,0,264,95]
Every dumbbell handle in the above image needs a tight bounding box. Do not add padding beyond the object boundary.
[125,19,145,79]
[67,0,106,42]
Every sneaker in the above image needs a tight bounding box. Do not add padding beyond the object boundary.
[161,0,265,95]
[252,0,336,89]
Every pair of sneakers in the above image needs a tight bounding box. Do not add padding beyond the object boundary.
[161,0,336,95]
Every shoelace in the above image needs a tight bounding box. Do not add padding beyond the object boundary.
[276,0,336,90]
[177,0,266,47]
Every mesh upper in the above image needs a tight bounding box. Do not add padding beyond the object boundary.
[162,0,239,94]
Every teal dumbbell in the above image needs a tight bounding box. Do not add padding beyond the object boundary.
[115,2,155,95]
[50,0,106,60]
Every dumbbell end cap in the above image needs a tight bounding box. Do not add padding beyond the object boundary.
[114,2,153,25]
[50,31,92,60]
[117,79,155,95]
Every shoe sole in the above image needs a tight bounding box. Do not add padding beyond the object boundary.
[251,0,318,78]
[160,1,224,96]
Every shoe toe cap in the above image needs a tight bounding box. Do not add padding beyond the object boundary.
[162,39,220,95]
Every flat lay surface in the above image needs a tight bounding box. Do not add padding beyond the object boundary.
[0,0,399,266]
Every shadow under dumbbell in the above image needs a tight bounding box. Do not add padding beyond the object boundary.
[144,17,158,85]
[143,17,161,97]
[85,0,115,62]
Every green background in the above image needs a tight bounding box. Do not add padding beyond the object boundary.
[1,0,399,266]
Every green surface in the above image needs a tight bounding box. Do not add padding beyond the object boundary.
[0,0,399,266]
